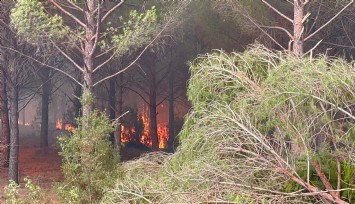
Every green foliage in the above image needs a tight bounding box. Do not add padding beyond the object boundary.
[103,7,158,57]
[80,91,94,108]
[56,110,120,204]
[10,0,68,44]
[4,178,42,204]
[102,44,355,203]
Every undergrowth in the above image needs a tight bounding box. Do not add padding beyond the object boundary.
[102,44,355,203]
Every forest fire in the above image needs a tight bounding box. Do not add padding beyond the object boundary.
[56,119,75,131]
[120,112,169,149]
[55,119,62,130]
[18,120,30,126]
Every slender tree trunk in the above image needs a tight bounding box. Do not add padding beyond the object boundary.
[0,68,10,167]
[168,67,175,152]
[149,80,159,151]
[21,107,25,125]
[293,0,304,56]
[115,73,123,148]
[73,83,82,120]
[82,72,93,123]
[82,0,96,122]
[8,84,19,183]
[0,2,11,167]
[40,69,51,147]
[108,78,116,145]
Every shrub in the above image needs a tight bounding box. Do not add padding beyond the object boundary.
[4,177,42,204]
[56,110,120,203]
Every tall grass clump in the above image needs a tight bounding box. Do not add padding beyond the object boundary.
[102,44,355,204]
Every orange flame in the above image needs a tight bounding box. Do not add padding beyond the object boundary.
[56,119,62,130]
[18,120,31,126]
[120,106,169,149]
[56,119,75,131]
[64,124,75,131]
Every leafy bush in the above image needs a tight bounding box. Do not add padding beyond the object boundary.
[56,110,120,204]
[4,177,42,204]
[102,44,355,203]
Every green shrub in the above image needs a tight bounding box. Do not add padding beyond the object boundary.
[4,177,42,204]
[56,110,120,204]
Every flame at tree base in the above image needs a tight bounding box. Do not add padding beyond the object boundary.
[18,120,31,126]
[120,110,169,149]
[56,119,75,131]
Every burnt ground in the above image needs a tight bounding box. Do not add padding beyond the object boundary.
[0,126,149,203]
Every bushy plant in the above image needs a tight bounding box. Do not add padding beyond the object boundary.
[4,177,42,204]
[56,109,120,204]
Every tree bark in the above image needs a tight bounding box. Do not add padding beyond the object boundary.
[21,107,25,125]
[115,73,123,149]
[168,66,175,152]
[73,82,82,120]
[293,0,304,56]
[40,68,51,147]
[311,160,338,198]
[149,80,159,151]
[81,0,96,122]
[0,68,10,167]
[8,84,19,183]
[108,78,116,145]
[82,72,93,124]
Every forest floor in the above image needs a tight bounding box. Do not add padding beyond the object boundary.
[0,127,62,203]
[0,126,149,203]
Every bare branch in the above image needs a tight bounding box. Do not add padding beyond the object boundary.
[314,40,355,49]
[259,25,293,38]
[0,44,83,86]
[101,0,125,23]
[49,0,86,28]
[261,0,293,23]
[51,40,84,72]
[341,19,355,47]
[93,14,173,87]
[311,160,337,198]
[243,14,287,50]
[92,52,115,73]
[18,74,53,112]
[304,0,354,41]
[307,0,323,35]
[66,1,84,12]
[95,47,115,59]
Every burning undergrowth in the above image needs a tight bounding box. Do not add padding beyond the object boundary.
[101,45,355,203]
[120,106,169,149]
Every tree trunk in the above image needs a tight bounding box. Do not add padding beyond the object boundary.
[168,67,175,152]
[115,73,123,149]
[21,108,25,125]
[149,81,159,151]
[81,0,96,122]
[8,84,19,183]
[108,78,116,145]
[293,0,304,56]
[40,69,51,147]
[82,72,93,124]
[73,83,82,120]
[0,68,10,167]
